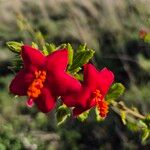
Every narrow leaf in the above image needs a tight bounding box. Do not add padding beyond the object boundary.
[35,31,45,47]
[7,41,23,53]
[42,45,49,56]
[78,43,87,51]
[144,33,150,43]
[66,43,73,66]
[32,42,39,49]
[142,129,150,143]
[127,122,139,132]
[77,110,90,122]
[45,43,56,53]
[42,43,56,55]
[59,44,67,49]
[95,106,103,122]
[120,110,126,125]
[138,120,148,129]
[73,73,83,81]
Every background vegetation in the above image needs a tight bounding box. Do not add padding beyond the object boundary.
[0,0,150,149]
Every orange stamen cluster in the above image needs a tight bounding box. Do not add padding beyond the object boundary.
[27,70,46,99]
[92,89,109,118]
[97,100,108,118]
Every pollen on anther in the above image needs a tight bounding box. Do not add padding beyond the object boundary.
[27,70,46,99]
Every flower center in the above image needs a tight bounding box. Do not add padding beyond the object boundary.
[92,89,109,118]
[27,70,46,99]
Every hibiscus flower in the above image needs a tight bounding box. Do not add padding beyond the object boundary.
[63,64,114,118]
[10,45,81,113]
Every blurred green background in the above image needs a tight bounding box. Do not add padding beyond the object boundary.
[0,0,150,149]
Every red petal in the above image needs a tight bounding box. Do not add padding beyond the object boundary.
[73,97,96,117]
[46,49,68,72]
[63,64,98,114]
[46,49,81,95]
[35,86,56,113]
[21,45,45,69]
[9,69,34,95]
[63,88,95,109]
[47,71,81,96]
[83,64,98,90]
[97,68,114,96]
[62,94,78,107]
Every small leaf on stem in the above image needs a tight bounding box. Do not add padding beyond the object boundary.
[7,41,23,53]
[56,104,70,126]
[68,49,95,73]
[77,110,90,122]
[106,83,125,101]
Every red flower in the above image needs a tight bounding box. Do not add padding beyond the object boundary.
[139,29,147,39]
[10,45,81,113]
[63,64,114,118]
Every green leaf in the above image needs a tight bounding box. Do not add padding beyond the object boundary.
[7,41,23,53]
[106,83,125,101]
[138,120,148,129]
[42,43,56,55]
[144,33,150,43]
[78,43,87,51]
[127,122,139,132]
[66,43,73,66]
[56,104,70,126]
[35,31,45,47]
[95,106,103,122]
[68,49,95,73]
[73,73,83,81]
[143,115,150,127]
[31,42,39,49]
[12,55,23,71]
[59,44,67,49]
[77,110,90,122]
[142,129,150,143]
[138,54,150,72]
[42,45,49,56]
[46,43,56,53]
[120,110,126,125]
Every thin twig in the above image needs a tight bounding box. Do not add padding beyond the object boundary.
[111,101,145,120]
